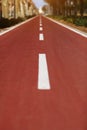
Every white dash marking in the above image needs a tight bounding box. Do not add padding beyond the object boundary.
[40,18,42,24]
[40,23,42,26]
[40,27,43,31]
[38,54,51,90]
[40,20,42,24]
[39,33,44,41]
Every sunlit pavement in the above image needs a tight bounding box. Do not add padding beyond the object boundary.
[0,15,87,130]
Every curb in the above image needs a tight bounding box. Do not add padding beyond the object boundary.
[44,16,87,38]
[0,16,38,36]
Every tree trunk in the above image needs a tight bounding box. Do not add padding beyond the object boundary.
[79,0,84,17]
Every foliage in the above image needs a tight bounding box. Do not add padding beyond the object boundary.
[73,17,87,27]
[0,17,24,28]
[48,15,87,27]
[44,0,87,17]
[0,15,36,28]
[44,0,87,27]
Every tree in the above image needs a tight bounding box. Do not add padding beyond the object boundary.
[79,0,84,17]
[44,0,86,17]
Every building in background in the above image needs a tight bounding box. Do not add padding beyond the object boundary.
[1,0,38,19]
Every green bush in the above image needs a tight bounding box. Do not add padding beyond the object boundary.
[63,16,67,21]
[84,19,87,27]
[47,15,87,27]
[55,15,64,20]
[73,18,87,26]
[26,14,36,19]
[0,18,9,28]
[0,17,25,28]
[67,18,73,23]
[0,16,36,28]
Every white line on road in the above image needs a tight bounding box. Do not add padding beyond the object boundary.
[40,23,42,26]
[39,33,44,41]
[40,17,42,24]
[45,16,87,38]
[40,20,42,24]
[0,16,38,36]
[40,27,43,31]
[38,54,51,90]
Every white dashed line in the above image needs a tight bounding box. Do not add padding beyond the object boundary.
[39,33,44,41]
[40,17,42,23]
[40,27,43,31]
[40,20,42,24]
[38,54,51,90]
[40,23,42,26]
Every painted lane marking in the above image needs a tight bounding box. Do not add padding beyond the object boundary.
[40,23,42,26]
[40,21,42,24]
[40,27,43,31]
[45,16,87,38]
[40,20,42,24]
[40,17,42,23]
[38,54,51,90]
[0,16,38,36]
[39,33,44,41]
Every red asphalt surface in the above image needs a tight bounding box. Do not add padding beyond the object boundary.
[0,15,87,130]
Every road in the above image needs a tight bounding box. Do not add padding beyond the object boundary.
[0,15,87,130]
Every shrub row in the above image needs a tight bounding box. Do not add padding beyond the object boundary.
[62,16,87,27]
[0,17,24,28]
[0,15,36,28]
[48,15,87,27]
[73,18,87,27]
